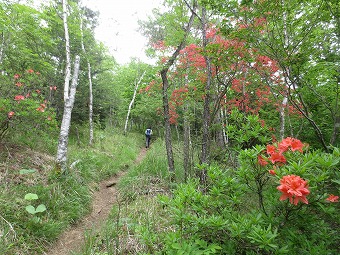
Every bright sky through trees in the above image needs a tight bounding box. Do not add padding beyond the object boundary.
[82,0,160,64]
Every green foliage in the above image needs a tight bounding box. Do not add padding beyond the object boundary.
[159,139,340,254]
[0,127,141,254]
[226,109,272,149]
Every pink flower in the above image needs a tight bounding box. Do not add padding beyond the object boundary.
[266,144,276,155]
[277,175,310,205]
[258,155,268,166]
[278,137,304,153]
[14,95,25,102]
[290,138,304,152]
[268,170,276,175]
[326,194,339,203]
[268,152,286,164]
[8,111,15,118]
[27,69,34,73]
[15,82,23,87]
[36,107,45,112]
[14,74,20,79]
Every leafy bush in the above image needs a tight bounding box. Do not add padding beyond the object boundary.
[160,138,340,254]
[0,69,58,147]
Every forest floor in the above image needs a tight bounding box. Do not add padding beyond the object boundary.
[44,147,148,255]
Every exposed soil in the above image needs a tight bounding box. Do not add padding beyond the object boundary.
[44,147,148,255]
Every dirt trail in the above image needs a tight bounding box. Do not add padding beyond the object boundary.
[44,147,147,255]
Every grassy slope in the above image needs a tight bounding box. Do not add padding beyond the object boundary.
[0,128,142,255]
[73,139,184,255]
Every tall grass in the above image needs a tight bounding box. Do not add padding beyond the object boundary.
[75,138,186,255]
[0,127,142,255]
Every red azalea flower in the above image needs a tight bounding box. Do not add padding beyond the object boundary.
[290,138,304,152]
[268,170,276,175]
[15,82,23,87]
[8,111,15,118]
[278,137,292,153]
[36,107,45,112]
[266,144,276,155]
[326,194,339,203]
[277,175,310,205]
[27,69,34,73]
[14,95,25,101]
[258,155,268,166]
[269,152,286,164]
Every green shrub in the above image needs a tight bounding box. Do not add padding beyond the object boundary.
[160,138,340,254]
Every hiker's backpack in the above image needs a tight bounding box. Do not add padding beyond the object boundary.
[145,129,151,136]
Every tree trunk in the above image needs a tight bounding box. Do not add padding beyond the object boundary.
[160,70,175,173]
[279,97,288,140]
[56,56,81,170]
[0,32,4,67]
[80,16,94,145]
[160,1,197,174]
[200,6,213,188]
[330,72,340,145]
[56,0,81,171]
[62,0,71,103]
[183,103,191,182]
[124,71,146,135]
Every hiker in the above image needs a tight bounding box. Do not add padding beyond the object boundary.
[145,127,152,148]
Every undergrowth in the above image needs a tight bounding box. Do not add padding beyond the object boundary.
[0,126,141,255]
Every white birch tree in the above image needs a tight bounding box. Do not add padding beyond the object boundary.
[56,0,81,170]
[80,13,94,145]
[124,70,146,135]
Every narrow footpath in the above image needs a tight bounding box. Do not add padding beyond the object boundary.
[44,147,147,255]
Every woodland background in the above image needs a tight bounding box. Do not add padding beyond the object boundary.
[0,0,339,254]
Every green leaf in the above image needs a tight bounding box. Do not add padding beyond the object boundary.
[35,204,46,213]
[24,193,39,201]
[25,205,36,214]
[19,169,37,174]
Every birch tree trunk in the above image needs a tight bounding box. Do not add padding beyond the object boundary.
[56,0,81,170]
[56,56,81,170]
[124,71,146,135]
[0,32,4,67]
[80,16,94,145]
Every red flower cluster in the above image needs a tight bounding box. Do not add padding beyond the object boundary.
[258,137,304,166]
[8,111,15,118]
[14,95,25,102]
[37,103,46,112]
[277,174,310,205]
[326,194,339,203]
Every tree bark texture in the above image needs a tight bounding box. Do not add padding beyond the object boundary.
[56,56,81,170]
[183,103,191,182]
[62,0,71,102]
[80,16,94,145]
[124,71,146,135]
[200,6,213,187]
[56,0,80,170]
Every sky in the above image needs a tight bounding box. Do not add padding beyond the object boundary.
[82,0,160,65]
